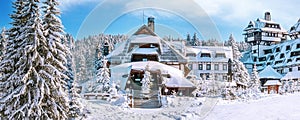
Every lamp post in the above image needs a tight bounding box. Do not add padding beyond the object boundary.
[227,58,233,82]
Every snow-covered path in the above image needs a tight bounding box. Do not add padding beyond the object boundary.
[205,93,300,120]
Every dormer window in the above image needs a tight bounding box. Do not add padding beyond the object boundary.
[215,53,226,58]
[201,53,211,57]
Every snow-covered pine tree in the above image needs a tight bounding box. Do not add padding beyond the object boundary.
[96,57,111,92]
[42,0,70,118]
[94,43,104,74]
[229,34,242,60]
[76,51,88,82]
[141,64,152,92]
[229,34,250,88]
[250,64,260,93]
[0,28,7,61]
[64,34,76,90]
[68,80,83,119]
[1,0,68,119]
[63,34,83,118]
[0,0,25,100]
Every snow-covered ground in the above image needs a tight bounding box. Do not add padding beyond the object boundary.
[83,93,300,120]
[206,92,300,120]
[84,97,206,120]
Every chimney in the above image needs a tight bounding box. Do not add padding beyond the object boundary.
[264,12,271,21]
[148,16,155,32]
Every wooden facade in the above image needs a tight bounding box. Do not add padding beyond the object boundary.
[267,85,280,94]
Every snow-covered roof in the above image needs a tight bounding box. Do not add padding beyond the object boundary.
[281,71,300,80]
[186,46,232,62]
[186,47,201,54]
[106,41,126,58]
[108,24,187,64]
[164,77,195,88]
[129,34,160,44]
[110,61,188,90]
[244,18,287,33]
[264,80,282,86]
[132,48,158,55]
[289,19,300,34]
[259,66,282,79]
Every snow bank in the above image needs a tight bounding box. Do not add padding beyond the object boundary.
[206,92,300,120]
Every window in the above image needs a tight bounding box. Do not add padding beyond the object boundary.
[143,58,148,61]
[214,64,219,70]
[198,64,203,70]
[276,47,280,52]
[286,45,291,51]
[280,53,285,59]
[291,51,300,57]
[216,53,226,58]
[201,53,211,57]
[223,64,227,70]
[298,66,300,71]
[188,64,193,70]
[257,64,263,67]
[275,60,283,65]
[289,68,292,72]
[223,76,227,81]
[253,57,257,62]
[259,57,266,61]
[264,49,272,54]
[280,54,285,58]
[297,44,300,49]
[287,59,292,63]
[206,64,211,70]
[253,50,257,53]
[270,55,275,60]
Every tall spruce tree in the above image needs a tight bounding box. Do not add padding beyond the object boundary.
[64,34,76,90]
[42,0,70,118]
[96,57,110,92]
[64,34,83,118]
[0,0,24,100]
[250,64,260,92]
[229,34,250,87]
[68,80,83,119]
[0,0,69,119]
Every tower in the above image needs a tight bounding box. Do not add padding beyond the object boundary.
[148,16,155,32]
[264,12,271,21]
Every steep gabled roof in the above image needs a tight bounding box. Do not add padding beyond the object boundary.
[133,25,157,36]
[259,66,282,79]
[107,24,187,64]
[289,19,300,34]
[244,18,287,33]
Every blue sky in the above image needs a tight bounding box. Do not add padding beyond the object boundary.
[1,0,300,41]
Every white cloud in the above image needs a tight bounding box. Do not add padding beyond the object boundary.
[58,0,103,11]
[195,0,300,29]
[75,0,300,40]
